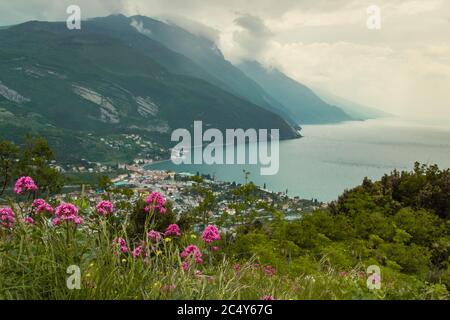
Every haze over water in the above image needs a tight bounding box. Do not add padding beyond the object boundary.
[147,118,450,202]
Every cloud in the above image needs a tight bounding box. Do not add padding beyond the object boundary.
[130,18,152,37]
[157,14,220,43]
[0,0,124,25]
[264,41,450,122]
[230,14,273,62]
[234,14,272,36]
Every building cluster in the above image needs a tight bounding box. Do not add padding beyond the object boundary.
[106,166,324,218]
[51,160,325,221]
[49,159,116,173]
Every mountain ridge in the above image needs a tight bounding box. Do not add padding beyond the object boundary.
[0,18,299,162]
[237,60,354,124]
[127,15,300,127]
[310,86,391,120]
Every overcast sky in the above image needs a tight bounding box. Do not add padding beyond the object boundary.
[1,0,450,125]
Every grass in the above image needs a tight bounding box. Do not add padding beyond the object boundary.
[0,203,367,300]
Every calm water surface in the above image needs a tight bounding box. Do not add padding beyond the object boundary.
[147,119,450,202]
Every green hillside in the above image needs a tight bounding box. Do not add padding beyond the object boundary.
[0,19,299,162]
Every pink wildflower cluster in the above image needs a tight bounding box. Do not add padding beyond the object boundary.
[113,237,128,253]
[32,199,53,215]
[371,273,381,285]
[147,230,162,242]
[14,176,38,195]
[0,207,16,229]
[53,203,83,225]
[96,200,113,216]
[164,224,181,237]
[23,216,35,224]
[261,295,275,300]
[202,225,221,244]
[180,244,203,265]
[144,191,166,214]
[182,261,190,271]
[264,266,276,277]
[132,245,143,258]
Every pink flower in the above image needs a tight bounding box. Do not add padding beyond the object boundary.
[32,199,53,215]
[132,246,143,258]
[144,191,166,214]
[164,224,181,237]
[113,237,128,253]
[14,176,38,195]
[96,200,113,216]
[0,207,16,229]
[55,203,78,216]
[180,244,203,264]
[261,295,275,300]
[53,203,83,225]
[182,261,190,271]
[339,271,348,277]
[73,216,83,224]
[211,246,220,252]
[371,274,381,285]
[23,216,35,224]
[202,225,221,244]
[234,263,241,276]
[147,230,162,242]
[32,199,45,208]
[264,266,276,277]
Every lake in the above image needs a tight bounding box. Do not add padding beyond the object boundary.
[146,118,450,202]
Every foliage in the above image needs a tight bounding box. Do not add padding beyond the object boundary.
[0,135,64,197]
[0,140,19,196]
[0,159,448,300]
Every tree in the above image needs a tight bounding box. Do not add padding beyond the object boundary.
[229,181,258,227]
[14,135,64,196]
[190,180,217,226]
[0,140,19,196]
[96,174,114,199]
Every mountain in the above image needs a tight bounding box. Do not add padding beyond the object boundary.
[0,18,299,162]
[310,87,391,120]
[237,61,353,124]
[126,15,299,126]
[86,15,224,96]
